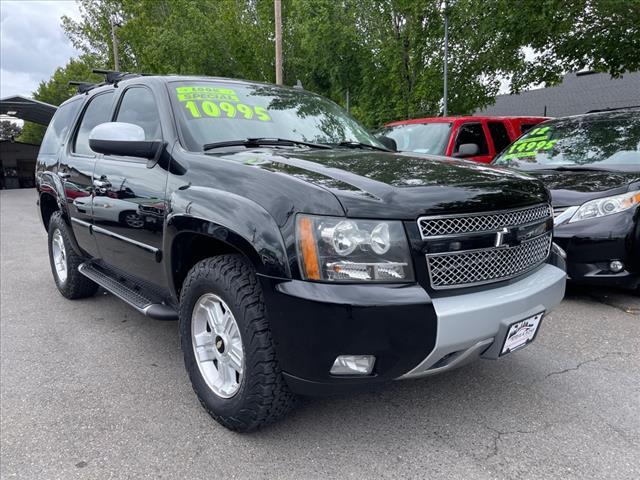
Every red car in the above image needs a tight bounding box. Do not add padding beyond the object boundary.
[380,116,549,163]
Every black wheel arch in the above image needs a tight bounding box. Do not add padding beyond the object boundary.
[163,215,291,300]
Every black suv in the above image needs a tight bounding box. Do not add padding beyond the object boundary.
[36,73,566,431]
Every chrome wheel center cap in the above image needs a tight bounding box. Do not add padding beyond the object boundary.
[215,335,225,354]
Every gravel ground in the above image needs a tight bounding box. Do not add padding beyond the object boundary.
[1,188,639,480]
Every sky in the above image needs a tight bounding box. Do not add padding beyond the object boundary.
[0,0,81,99]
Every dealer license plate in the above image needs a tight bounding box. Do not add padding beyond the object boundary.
[501,312,544,356]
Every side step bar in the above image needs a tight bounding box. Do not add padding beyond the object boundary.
[78,262,178,321]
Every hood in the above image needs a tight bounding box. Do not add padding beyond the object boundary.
[527,169,640,207]
[218,148,549,219]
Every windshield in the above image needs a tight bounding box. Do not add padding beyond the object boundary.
[169,81,384,151]
[493,113,640,171]
[380,122,451,155]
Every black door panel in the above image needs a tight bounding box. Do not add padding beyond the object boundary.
[91,85,168,288]
[92,157,167,287]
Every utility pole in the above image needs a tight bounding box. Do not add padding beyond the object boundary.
[110,15,120,71]
[443,0,448,117]
[274,0,283,85]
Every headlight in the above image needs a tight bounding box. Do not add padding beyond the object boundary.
[296,215,414,282]
[569,191,640,223]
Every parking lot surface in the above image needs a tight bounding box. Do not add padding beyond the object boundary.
[1,188,639,479]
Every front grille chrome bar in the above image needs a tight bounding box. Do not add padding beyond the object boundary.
[418,203,553,289]
[418,204,552,239]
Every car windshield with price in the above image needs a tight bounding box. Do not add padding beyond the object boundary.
[169,81,384,152]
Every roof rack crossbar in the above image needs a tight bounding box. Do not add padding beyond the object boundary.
[92,69,146,85]
[68,81,99,94]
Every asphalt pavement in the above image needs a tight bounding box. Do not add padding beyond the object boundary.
[1,188,639,480]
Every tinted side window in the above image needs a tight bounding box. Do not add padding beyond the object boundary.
[488,121,511,154]
[116,87,162,140]
[454,123,488,155]
[73,92,115,156]
[39,100,82,155]
[520,123,537,134]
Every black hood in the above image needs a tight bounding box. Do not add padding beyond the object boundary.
[218,148,549,219]
[527,169,640,207]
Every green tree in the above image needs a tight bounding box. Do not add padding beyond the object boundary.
[19,55,104,144]
[0,120,22,141]
[55,0,640,129]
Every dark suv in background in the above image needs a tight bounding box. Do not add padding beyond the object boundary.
[494,110,640,291]
[36,72,566,431]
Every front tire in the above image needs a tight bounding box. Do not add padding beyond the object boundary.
[179,254,296,432]
[47,211,98,299]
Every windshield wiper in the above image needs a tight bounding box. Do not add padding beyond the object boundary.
[332,141,390,152]
[203,137,331,151]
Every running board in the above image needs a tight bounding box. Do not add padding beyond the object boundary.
[78,262,178,320]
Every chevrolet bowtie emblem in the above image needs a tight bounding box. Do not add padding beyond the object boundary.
[494,227,509,247]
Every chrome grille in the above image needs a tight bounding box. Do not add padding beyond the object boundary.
[419,203,553,289]
[427,233,552,289]
[418,203,552,238]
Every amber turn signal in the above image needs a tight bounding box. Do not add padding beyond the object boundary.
[297,216,321,280]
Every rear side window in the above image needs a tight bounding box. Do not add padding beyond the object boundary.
[39,99,81,155]
[115,87,162,140]
[454,123,488,155]
[73,92,115,156]
[488,121,511,154]
[520,123,537,134]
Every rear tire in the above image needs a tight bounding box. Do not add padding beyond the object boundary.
[179,254,297,432]
[48,211,98,299]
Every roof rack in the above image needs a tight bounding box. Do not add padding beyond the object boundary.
[68,69,149,95]
[93,69,149,85]
[68,81,98,94]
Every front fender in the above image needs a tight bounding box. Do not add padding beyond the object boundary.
[165,186,291,288]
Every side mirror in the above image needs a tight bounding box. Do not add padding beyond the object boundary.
[453,143,479,158]
[376,135,397,152]
[89,122,163,160]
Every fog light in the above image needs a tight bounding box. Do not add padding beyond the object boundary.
[609,260,624,273]
[330,355,375,375]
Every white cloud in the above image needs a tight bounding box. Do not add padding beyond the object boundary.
[0,0,82,98]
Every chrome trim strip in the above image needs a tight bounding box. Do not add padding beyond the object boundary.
[91,225,159,253]
[417,203,552,240]
[425,231,551,258]
[70,217,92,228]
[553,205,579,226]
[418,202,551,222]
[420,216,553,240]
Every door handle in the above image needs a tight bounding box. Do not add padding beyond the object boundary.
[93,179,111,193]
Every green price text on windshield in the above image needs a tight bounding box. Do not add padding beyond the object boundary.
[176,86,272,122]
[502,126,558,160]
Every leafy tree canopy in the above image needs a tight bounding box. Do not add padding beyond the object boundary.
[24,0,638,134]
[0,120,22,141]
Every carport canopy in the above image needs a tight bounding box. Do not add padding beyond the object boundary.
[0,95,57,126]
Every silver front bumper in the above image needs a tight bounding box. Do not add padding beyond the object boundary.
[399,263,566,379]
